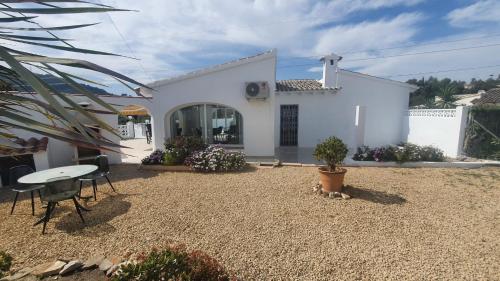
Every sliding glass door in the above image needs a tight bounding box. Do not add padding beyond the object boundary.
[170,104,243,145]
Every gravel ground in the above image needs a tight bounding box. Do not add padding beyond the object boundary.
[0,165,499,280]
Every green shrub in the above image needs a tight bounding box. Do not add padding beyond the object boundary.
[352,145,374,161]
[353,143,445,163]
[163,136,207,165]
[165,136,207,155]
[163,147,187,165]
[372,145,397,162]
[313,137,348,171]
[464,105,500,160]
[112,246,233,281]
[0,251,12,278]
[394,143,422,163]
[419,145,445,161]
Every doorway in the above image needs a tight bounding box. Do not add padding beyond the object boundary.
[280,105,298,146]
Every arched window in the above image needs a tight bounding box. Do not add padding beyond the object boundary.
[170,104,243,145]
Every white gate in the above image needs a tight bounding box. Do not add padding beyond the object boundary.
[134,123,147,139]
[118,123,147,139]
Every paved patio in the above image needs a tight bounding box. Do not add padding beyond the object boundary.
[119,139,153,163]
[1,166,498,280]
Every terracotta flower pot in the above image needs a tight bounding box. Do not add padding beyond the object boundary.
[318,167,347,193]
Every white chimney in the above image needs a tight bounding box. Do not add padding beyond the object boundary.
[320,53,342,88]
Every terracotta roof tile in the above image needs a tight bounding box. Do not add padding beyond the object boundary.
[276,79,325,92]
[472,88,500,105]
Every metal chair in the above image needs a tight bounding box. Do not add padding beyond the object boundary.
[8,165,44,216]
[39,177,88,234]
[79,155,116,200]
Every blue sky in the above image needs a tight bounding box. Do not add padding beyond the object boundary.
[12,0,500,95]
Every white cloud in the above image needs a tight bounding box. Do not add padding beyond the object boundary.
[4,0,426,91]
[446,0,500,27]
[342,31,500,82]
[312,13,424,56]
[17,0,500,94]
[308,66,323,73]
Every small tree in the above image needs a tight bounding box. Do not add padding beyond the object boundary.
[313,137,348,172]
[435,85,458,109]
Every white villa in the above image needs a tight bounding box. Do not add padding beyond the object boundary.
[107,49,417,159]
[2,49,427,172]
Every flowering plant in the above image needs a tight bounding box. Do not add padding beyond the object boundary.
[353,143,445,163]
[185,145,246,172]
[141,150,165,165]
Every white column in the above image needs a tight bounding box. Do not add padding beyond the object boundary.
[126,120,135,139]
[455,106,469,157]
[33,151,50,170]
[354,105,366,149]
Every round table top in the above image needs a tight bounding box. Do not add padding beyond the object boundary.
[18,165,98,185]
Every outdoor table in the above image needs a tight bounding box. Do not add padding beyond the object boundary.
[18,165,97,226]
[18,165,98,185]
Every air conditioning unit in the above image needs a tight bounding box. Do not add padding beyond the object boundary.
[245,81,269,100]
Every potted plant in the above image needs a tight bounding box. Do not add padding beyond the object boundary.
[313,136,348,192]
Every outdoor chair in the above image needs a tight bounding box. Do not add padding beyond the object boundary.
[7,165,44,216]
[78,155,116,200]
[39,177,88,234]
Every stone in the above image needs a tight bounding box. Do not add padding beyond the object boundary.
[98,259,113,272]
[341,193,351,200]
[38,261,66,277]
[106,264,119,277]
[0,267,32,280]
[30,262,55,277]
[328,192,335,198]
[1,275,37,281]
[82,255,105,270]
[334,192,342,197]
[59,260,83,275]
[110,256,122,265]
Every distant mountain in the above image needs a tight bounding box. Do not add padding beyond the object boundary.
[14,73,112,95]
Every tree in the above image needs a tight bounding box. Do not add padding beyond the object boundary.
[406,75,499,107]
[435,85,458,109]
[0,1,148,155]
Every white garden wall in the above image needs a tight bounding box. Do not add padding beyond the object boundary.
[403,107,469,157]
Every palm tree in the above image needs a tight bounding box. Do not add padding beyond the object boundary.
[0,1,148,155]
[435,84,458,109]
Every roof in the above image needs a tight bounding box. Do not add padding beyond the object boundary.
[276,79,327,92]
[472,88,500,105]
[145,49,277,89]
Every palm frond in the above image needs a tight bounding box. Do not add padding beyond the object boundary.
[0,1,148,153]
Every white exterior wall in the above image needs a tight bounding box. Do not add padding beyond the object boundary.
[403,107,469,157]
[1,94,129,169]
[275,70,413,152]
[142,54,277,157]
